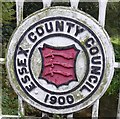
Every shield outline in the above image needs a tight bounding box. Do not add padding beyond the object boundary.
[38,43,80,87]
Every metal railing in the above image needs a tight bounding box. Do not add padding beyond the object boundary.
[0,0,120,118]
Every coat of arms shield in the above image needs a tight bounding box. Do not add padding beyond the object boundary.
[38,44,80,87]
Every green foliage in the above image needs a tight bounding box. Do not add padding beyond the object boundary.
[106,37,120,95]
[78,2,120,37]
[24,103,41,116]
[106,2,120,37]
[107,69,120,95]
[2,65,18,115]
[1,2,17,115]
[111,36,120,62]
[2,2,15,24]
[2,2,16,57]
[2,85,18,115]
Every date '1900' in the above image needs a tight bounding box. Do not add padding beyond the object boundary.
[44,94,75,105]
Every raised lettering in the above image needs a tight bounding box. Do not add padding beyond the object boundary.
[91,66,101,75]
[18,67,29,75]
[26,82,36,92]
[88,75,98,84]
[90,46,99,55]
[21,75,30,84]
[80,85,91,92]
[36,26,44,36]
[66,22,75,33]
[58,96,65,105]
[28,32,37,43]
[67,95,74,104]
[86,81,94,89]
[85,38,95,48]
[92,56,101,64]
[18,47,29,57]
[45,22,53,33]
[56,21,64,32]
[17,58,27,67]
[50,96,57,104]
[75,25,84,36]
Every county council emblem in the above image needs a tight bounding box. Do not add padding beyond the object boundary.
[7,7,115,114]
[38,44,79,87]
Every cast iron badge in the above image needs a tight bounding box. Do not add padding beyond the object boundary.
[38,44,80,87]
[7,7,115,114]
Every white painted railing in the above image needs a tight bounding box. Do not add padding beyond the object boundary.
[0,0,120,119]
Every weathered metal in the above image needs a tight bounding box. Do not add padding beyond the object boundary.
[92,99,99,119]
[117,89,120,119]
[92,1,108,118]
[70,0,79,9]
[98,0,108,27]
[42,0,52,8]
[0,58,5,65]
[6,6,115,114]
[0,0,119,118]
[16,0,25,116]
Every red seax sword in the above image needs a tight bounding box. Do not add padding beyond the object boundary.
[38,44,80,87]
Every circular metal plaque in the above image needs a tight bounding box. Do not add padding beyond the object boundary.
[7,7,115,114]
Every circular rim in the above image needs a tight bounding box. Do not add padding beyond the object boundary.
[6,6,115,114]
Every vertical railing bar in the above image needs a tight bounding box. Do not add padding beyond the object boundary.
[16,0,24,26]
[117,89,120,119]
[0,70,2,116]
[42,112,46,117]
[42,112,49,118]
[70,0,79,9]
[115,62,120,118]
[98,0,108,27]
[99,1,120,119]
[16,0,25,116]
[42,0,52,8]
[92,100,99,119]
[67,113,73,119]
[18,96,25,116]
[92,0,108,119]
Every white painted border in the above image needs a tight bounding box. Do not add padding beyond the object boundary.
[6,6,115,114]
